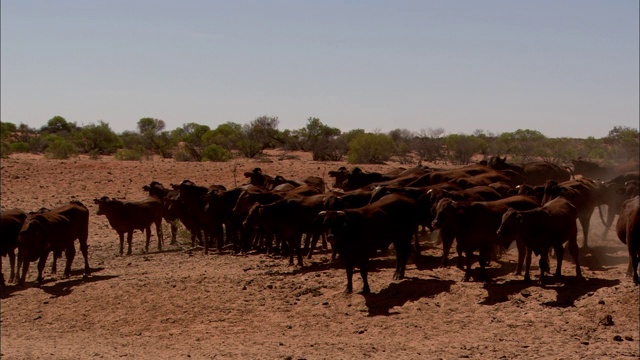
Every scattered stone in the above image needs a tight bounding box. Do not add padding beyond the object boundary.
[625,336,634,341]
[613,335,624,342]
[599,315,614,326]
[598,300,605,305]
[580,341,589,345]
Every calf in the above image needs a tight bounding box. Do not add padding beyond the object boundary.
[431,195,540,281]
[17,201,90,285]
[0,208,27,286]
[318,194,420,294]
[616,196,640,284]
[496,197,582,283]
[94,196,163,255]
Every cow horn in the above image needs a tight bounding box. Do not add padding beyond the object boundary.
[318,211,327,216]
[337,211,346,216]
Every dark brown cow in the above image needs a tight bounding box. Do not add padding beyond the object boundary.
[204,187,245,253]
[328,166,417,191]
[142,181,179,244]
[17,201,90,285]
[487,156,570,185]
[616,196,640,284]
[1,208,27,286]
[94,196,163,255]
[242,194,328,266]
[541,178,598,248]
[406,164,493,188]
[170,180,227,253]
[431,195,540,281]
[318,194,420,294]
[571,158,639,181]
[496,197,582,283]
[594,172,640,240]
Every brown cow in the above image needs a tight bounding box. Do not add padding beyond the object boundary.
[541,178,598,248]
[1,208,27,286]
[94,196,163,255]
[142,181,179,244]
[431,195,540,281]
[487,156,570,185]
[318,193,420,294]
[496,197,583,283]
[17,201,90,285]
[571,158,639,181]
[616,196,640,284]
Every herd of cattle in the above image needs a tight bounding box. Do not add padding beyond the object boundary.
[1,157,639,294]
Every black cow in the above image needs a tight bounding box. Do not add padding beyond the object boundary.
[616,196,640,284]
[1,208,27,286]
[94,196,163,255]
[497,197,582,283]
[318,193,420,294]
[17,201,90,285]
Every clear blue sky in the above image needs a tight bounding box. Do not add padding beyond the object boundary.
[2,1,638,138]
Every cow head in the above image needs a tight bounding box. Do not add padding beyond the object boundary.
[431,198,460,230]
[328,167,350,189]
[318,210,348,245]
[93,196,112,215]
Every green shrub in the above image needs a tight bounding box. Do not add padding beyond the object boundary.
[347,133,395,164]
[202,144,232,162]
[9,142,30,153]
[45,139,78,159]
[1,141,11,158]
[114,148,144,161]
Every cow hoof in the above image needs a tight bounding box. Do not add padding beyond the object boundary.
[344,288,353,294]
[360,288,371,295]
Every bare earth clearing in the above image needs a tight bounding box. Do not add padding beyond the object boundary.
[1,152,638,359]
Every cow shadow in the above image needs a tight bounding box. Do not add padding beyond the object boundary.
[541,277,620,308]
[0,267,115,299]
[480,276,620,307]
[576,245,629,272]
[363,277,455,316]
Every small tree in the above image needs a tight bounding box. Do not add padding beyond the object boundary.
[137,117,172,158]
[411,128,445,164]
[443,133,484,165]
[202,144,232,162]
[605,126,639,162]
[74,121,122,155]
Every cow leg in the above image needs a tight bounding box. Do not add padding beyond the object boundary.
[295,236,304,267]
[170,221,178,245]
[8,250,16,283]
[360,263,370,295]
[126,232,133,255]
[345,264,354,294]
[477,248,489,282]
[553,244,564,279]
[456,242,464,270]
[307,233,319,259]
[64,245,76,279]
[524,249,533,282]
[80,238,90,277]
[439,229,455,268]
[462,251,473,282]
[413,229,421,257]
[514,238,526,276]
[145,226,151,253]
[37,253,49,285]
[578,215,591,249]
[568,238,582,280]
[600,205,618,241]
[394,239,411,280]
[156,221,163,251]
[118,232,125,255]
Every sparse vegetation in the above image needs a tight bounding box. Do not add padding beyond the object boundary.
[0,116,636,165]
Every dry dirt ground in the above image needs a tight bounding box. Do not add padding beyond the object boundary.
[1,151,638,359]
